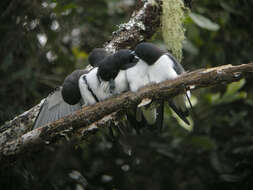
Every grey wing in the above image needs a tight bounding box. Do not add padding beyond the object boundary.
[166,53,185,75]
[33,87,82,129]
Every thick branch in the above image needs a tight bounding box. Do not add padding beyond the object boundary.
[1,63,253,165]
[0,0,162,144]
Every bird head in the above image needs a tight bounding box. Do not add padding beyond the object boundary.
[62,70,88,105]
[88,48,110,67]
[97,49,139,82]
[134,42,166,65]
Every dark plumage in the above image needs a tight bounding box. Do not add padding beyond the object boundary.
[62,70,88,105]
[97,49,138,81]
[88,48,110,67]
[135,42,166,65]
[62,48,110,105]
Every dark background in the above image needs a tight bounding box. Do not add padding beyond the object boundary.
[1,0,253,189]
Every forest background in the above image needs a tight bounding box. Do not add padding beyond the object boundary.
[0,0,253,189]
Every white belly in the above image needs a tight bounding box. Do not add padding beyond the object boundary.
[148,55,178,83]
[126,60,150,92]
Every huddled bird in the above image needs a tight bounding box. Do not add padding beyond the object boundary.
[33,42,191,131]
[128,42,191,127]
[78,49,139,105]
[33,48,109,129]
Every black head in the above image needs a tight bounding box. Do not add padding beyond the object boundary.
[97,49,139,81]
[62,69,88,105]
[134,42,167,65]
[88,48,110,67]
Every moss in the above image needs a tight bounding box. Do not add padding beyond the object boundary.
[162,0,186,62]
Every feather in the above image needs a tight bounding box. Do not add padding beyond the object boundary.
[33,87,81,129]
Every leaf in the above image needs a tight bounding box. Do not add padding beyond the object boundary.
[183,40,199,55]
[189,13,220,31]
[188,136,216,150]
[206,92,221,104]
[53,3,77,14]
[220,2,242,15]
[222,91,247,104]
[245,98,253,106]
[224,78,246,97]
[72,48,88,59]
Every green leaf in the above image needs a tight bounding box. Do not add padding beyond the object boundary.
[206,92,221,104]
[72,48,88,60]
[187,136,216,150]
[221,91,247,104]
[224,78,246,97]
[189,12,220,31]
[245,98,253,106]
[53,3,77,14]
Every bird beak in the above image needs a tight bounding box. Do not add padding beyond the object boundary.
[120,51,139,70]
[131,51,139,63]
[132,56,139,63]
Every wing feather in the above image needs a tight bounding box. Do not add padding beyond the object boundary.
[33,87,81,129]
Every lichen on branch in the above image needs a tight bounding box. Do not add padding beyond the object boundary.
[162,0,186,61]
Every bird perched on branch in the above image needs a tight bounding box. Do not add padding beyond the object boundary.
[78,49,139,105]
[127,42,191,129]
[33,48,110,129]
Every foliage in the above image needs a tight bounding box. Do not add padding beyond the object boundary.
[1,0,253,190]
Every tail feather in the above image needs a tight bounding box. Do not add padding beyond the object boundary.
[155,101,164,132]
[168,100,190,125]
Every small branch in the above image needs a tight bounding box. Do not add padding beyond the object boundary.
[1,62,253,165]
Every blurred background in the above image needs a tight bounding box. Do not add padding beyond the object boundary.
[1,0,253,189]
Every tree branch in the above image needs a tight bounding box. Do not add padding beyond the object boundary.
[1,62,253,165]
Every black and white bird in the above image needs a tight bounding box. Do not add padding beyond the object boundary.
[127,42,191,127]
[33,48,110,129]
[78,49,139,105]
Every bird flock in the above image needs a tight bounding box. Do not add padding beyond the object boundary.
[33,42,191,131]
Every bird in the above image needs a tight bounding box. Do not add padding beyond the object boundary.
[88,48,110,67]
[78,49,139,141]
[127,42,191,129]
[33,48,110,129]
[78,49,139,106]
[125,46,158,127]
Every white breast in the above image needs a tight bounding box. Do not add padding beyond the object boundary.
[126,60,150,92]
[79,74,97,106]
[113,70,129,94]
[79,68,112,105]
[148,54,178,83]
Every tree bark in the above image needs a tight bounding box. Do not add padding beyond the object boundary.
[1,63,253,166]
